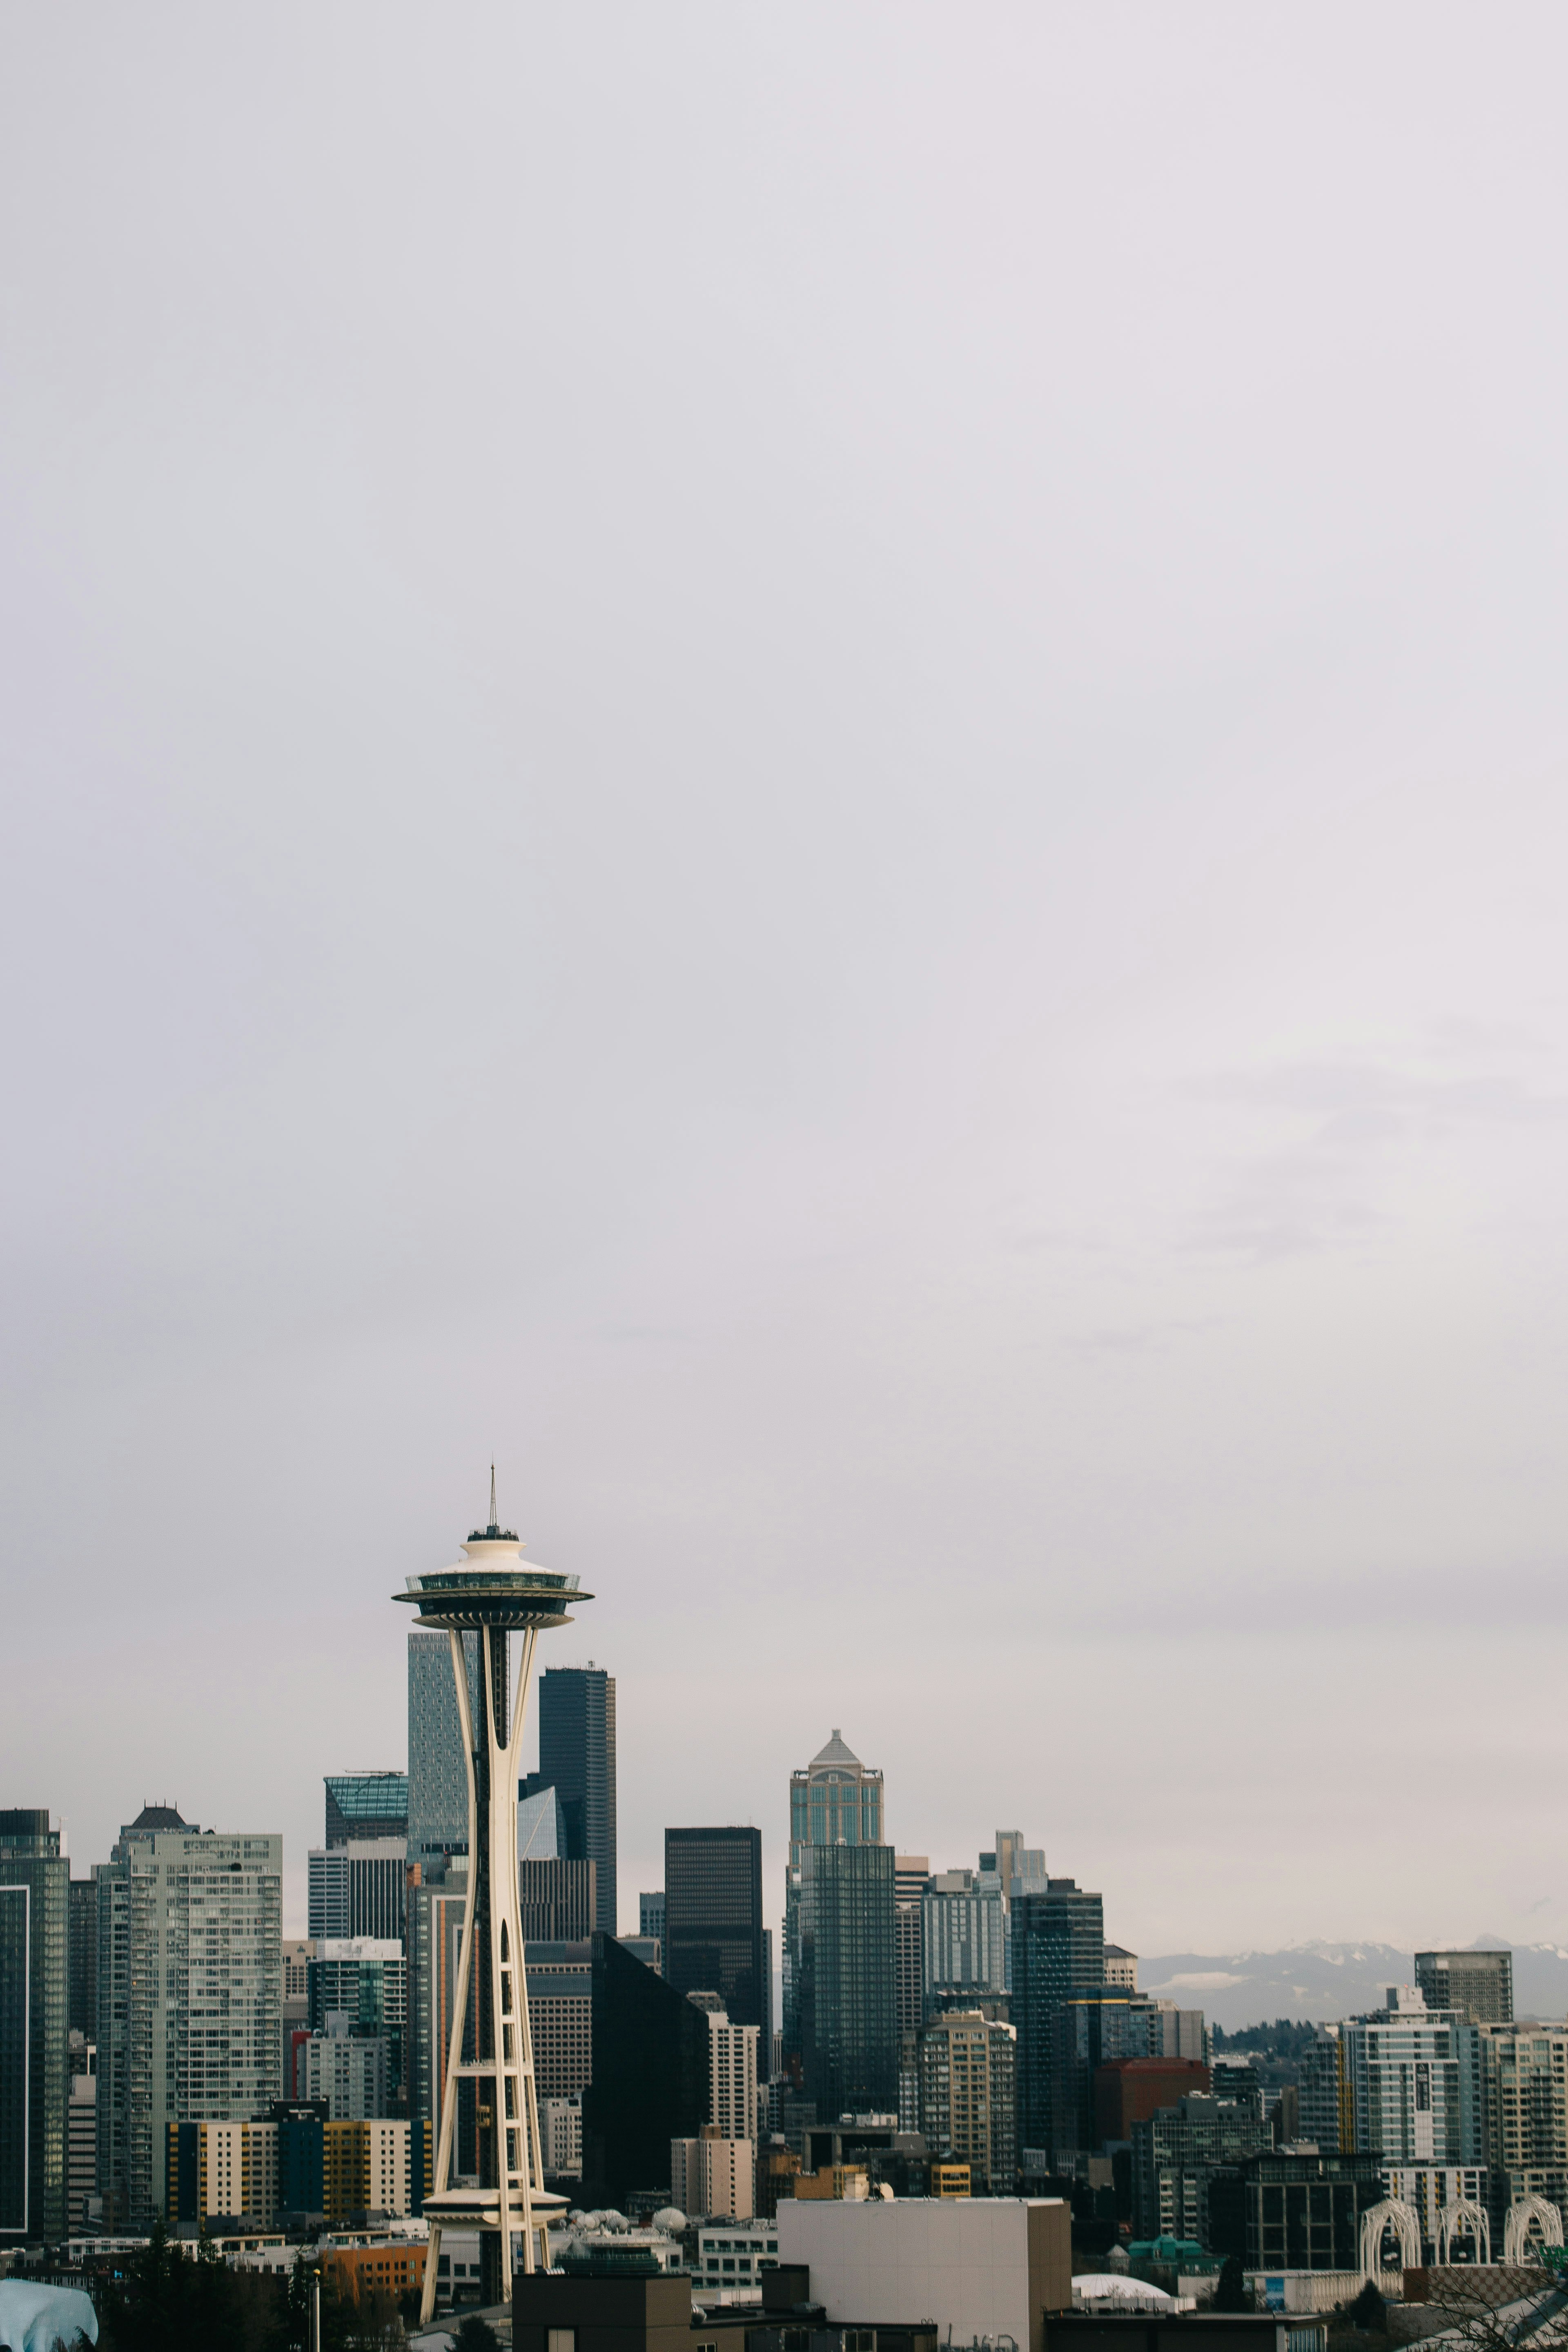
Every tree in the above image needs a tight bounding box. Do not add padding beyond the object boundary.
[1349,2281,1385,2330]
[454,2319,503,2352]
[1214,2256,1251,2313]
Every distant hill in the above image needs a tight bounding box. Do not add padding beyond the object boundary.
[1139,1941,1568,2031]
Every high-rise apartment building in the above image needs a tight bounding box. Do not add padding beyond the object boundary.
[296,2022,392,2119]
[795,1843,897,2119]
[1416,1950,1514,2027]
[894,1858,929,2039]
[406,1630,479,1880]
[922,1870,1009,2013]
[1298,2025,1348,2154]
[67,2039,96,2234]
[1011,1878,1104,2154]
[916,2010,1016,2194]
[306,1939,406,2105]
[1477,2020,1568,2222]
[989,1832,1048,1900]
[784,1730,886,2073]
[308,1840,408,1942]
[94,1809,282,2230]
[535,1667,617,1936]
[0,1810,69,2244]
[1130,2093,1272,2241]
[665,1828,767,2047]
[707,2011,760,2141]
[1340,1987,1482,2167]
[324,1773,408,1850]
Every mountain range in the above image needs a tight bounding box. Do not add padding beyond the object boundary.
[1140,1941,1568,2031]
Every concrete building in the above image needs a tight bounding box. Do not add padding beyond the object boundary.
[709,2011,760,2142]
[1477,2019,1568,2223]
[306,1938,406,2105]
[671,2126,755,2220]
[541,2092,582,2177]
[778,2194,1072,2352]
[1012,1880,1104,2154]
[693,2218,779,2291]
[1054,1991,1205,2154]
[308,1840,408,1942]
[1130,2094,1271,2242]
[923,1871,1009,2012]
[916,2010,1016,2194]
[784,1731,885,2072]
[168,2110,414,2228]
[1416,1950,1513,2027]
[94,1808,282,2231]
[666,1827,768,2048]
[0,1809,69,2245]
[296,2022,392,2119]
[1104,1946,1138,1990]
[67,2038,97,2234]
[895,1858,930,2037]
[1095,2057,1211,2145]
[1341,1986,1483,2166]
[526,1939,594,2097]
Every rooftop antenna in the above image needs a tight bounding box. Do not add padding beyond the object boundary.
[490,1463,498,1534]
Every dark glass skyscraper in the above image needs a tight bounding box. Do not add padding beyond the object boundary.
[784,1730,885,2074]
[796,1843,897,2119]
[664,1826,766,2047]
[536,1667,617,1936]
[1011,1877,1104,2154]
[581,1932,707,2207]
[0,1810,68,2244]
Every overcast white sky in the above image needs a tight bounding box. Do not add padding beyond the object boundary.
[4,6,1568,1962]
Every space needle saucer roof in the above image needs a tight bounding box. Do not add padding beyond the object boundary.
[393,1512,592,1633]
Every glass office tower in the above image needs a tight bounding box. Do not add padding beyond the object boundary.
[535,1668,617,1936]
[0,1810,68,2245]
[783,1730,886,2075]
[795,1842,897,2118]
[407,1630,480,1880]
[325,1772,408,1850]
[1011,1877,1105,2154]
[665,1826,767,2047]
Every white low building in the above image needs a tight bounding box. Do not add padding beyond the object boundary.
[777,2196,1071,2352]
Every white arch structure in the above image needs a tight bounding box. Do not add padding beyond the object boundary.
[1362,2198,1423,2279]
[1438,2198,1492,2266]
[1503,2195,1564,2265]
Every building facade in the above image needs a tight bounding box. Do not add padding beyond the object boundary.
[0,1810,69,2243]
[1477,2020,1568,2223]
[916,2010,1016,2194]
[324,1773,408,1851]
[307,1840,408,1943]
[795,1842,897,2120]
[1341,1987,1483,2167]
[406,1629,480,1880]
[922,1871,1009,2013]
[784,1731,886,2076]
[1297,2026,1348,2156]
[526,1941,594,2098]
[68,1879,97,2044]
[1207,2148,1385,2274]
[94,1811,282,2230]
[581,1932,708,2210]
[519,1858,597,1942]
[1010,1878,1104,2154]
[306,1938,406,2107]
[535,1666,617,1937]
[666,1827,768,2049]
[296,2023,392,2119]
[1415,1950,1513,2027]
[1130,2094,1272,2242]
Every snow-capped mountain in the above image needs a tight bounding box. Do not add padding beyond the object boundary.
[1138,1940,1568,2031]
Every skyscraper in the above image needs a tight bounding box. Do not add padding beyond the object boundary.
[917,2010,1016,2193]
[1415,1949,1514,2026]
[581,1933,708,2209]
[94,1807,282,2230]
[783,1730,885,2074]
[535,1667,617,1936]
[795,1843,897,2119]
[665,1828,767,2046]
[0,1810,68,2245]
[1011,1877,1104,2154]
[407,1630,480,1881]
[68,1878,98,2045]
[325,1773,408,1850]
[308,1841,408,1942]
[922,1869,1008,2013]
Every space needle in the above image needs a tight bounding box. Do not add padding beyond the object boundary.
[395,1477,594,2321]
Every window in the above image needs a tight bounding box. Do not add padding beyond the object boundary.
[845,2334,876,2352]
[549,2332,577,2352]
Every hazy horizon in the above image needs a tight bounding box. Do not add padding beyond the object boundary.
[4,5,1568,1962]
